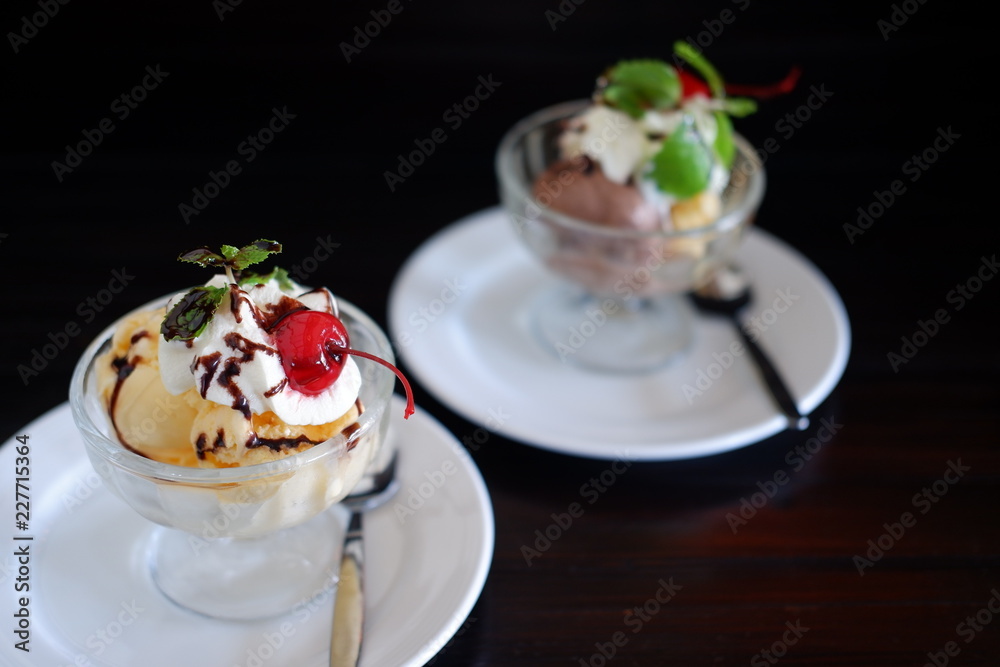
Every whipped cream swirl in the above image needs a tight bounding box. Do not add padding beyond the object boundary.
[159,275,361,426]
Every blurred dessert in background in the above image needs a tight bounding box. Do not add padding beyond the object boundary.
[532,42,759,235]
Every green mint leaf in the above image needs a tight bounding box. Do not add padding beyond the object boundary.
[673,41,725,97]
[723,97,757,117]
[650,119,713,198]
[161,285,227,341]
[178,248,226,268]
[220,245,240,260]
[239,265,295,291]
[601,60,680,116]
[602,84,645,119]
[713,111,735,169]
[230,239,282,271]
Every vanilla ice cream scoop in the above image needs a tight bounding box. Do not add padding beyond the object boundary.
[95,308,202,467]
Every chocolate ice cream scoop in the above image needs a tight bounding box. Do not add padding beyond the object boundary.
[532,158,661,232]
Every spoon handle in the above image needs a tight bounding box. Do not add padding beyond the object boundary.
[331,511,364,667]
[733,317,810,431]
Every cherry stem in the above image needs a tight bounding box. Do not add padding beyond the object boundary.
[329,346,415,419]
[724,66,802,99]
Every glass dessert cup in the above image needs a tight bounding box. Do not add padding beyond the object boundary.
[69,295,395,620]
[496,99,766,373]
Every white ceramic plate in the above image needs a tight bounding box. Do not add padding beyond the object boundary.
[0,395,493,667]
[388,206,851,460]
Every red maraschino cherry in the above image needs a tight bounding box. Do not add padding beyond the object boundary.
[271,309,414,419]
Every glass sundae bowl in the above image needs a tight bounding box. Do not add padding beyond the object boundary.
[496,99,766,373]
[69,294,395,620]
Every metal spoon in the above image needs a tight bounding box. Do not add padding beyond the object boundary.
[330,451,400,667]
[689,265,810,431]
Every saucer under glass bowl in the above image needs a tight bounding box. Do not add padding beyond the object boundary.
[496,99,766,373]
[69,295,395,620]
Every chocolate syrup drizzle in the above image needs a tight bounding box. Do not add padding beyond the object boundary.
[188,285,361,459]
[195,398,365,458]
[107,330,154,451]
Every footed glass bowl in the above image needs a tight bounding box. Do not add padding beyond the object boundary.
[496,99,766,373]
[70,294,395,620]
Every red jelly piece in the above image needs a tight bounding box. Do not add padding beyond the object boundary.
[679,70,711,99]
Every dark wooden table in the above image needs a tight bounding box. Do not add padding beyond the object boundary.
[2,2,996,665]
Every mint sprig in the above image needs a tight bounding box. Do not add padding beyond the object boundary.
[600,59,681,119]
[180,239,282,276]
[162,240,283,342]
[239,265,295,292]
[672,41,725,97]
[713,111,735,170]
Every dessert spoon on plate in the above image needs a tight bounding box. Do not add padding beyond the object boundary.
[689,264,810,431]
[330,451,400,667]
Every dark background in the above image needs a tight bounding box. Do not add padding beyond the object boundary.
[1,1,997,665]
